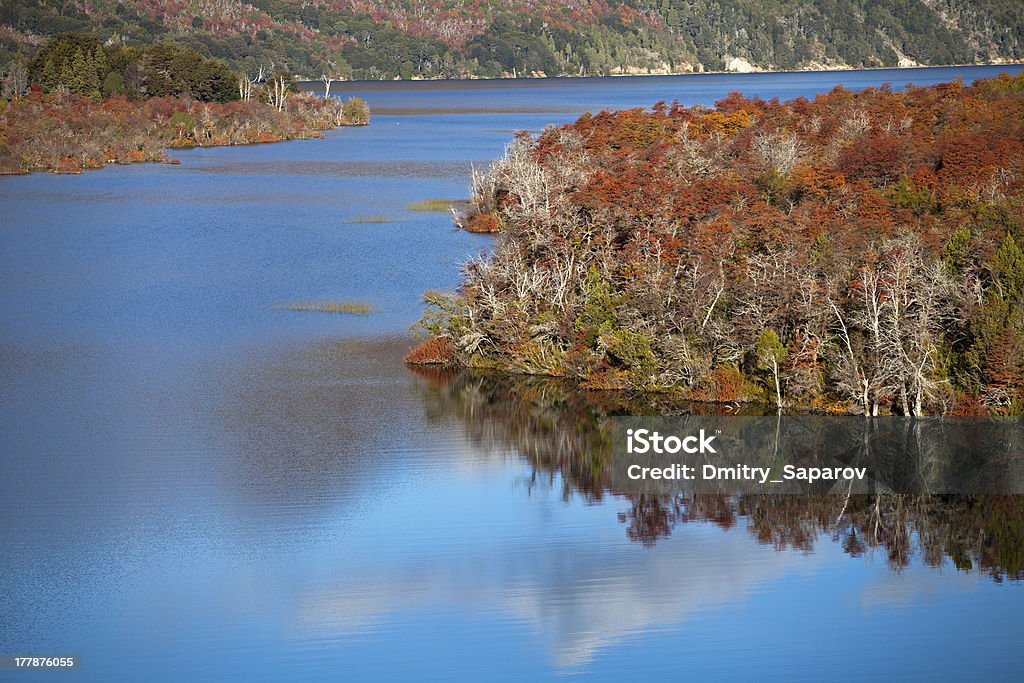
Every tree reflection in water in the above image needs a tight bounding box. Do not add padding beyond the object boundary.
[411,366,1024,581]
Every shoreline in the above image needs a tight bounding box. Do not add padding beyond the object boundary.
[0,129,339,176]
[0,92,369,176]
[406,354,840,415]
[300,61,1024,90]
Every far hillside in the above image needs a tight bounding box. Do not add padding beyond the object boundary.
[2,0,1023,81]
[0,33,369,174]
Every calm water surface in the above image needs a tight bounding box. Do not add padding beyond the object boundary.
[2,66,1023,681]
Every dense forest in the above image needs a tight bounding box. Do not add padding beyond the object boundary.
[1,0,1023,81]
[0,32,369,173]
[409,73,1024,417]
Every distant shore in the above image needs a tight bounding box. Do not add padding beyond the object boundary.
[299,61,1024,92]
[0,92,369,175]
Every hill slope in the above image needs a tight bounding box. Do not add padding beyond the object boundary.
[2,0,1023,79]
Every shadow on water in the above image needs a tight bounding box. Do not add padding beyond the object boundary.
[409,365,1024,581]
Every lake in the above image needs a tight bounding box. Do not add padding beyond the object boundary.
[2,66,1023,681]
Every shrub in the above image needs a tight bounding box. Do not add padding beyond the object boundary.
[342,97,370,125]
[464,212,501,233]
[405,336,457,365]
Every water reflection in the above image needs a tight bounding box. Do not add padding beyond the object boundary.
[410,367,1024,581]
[209,337,818,670]
[291,526,807,671]
[210,336,427,512]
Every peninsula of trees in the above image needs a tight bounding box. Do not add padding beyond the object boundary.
[0,33,369,174]
[2,1,1023,81]
[410,73,1024,417]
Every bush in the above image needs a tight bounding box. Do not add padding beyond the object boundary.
[601,326,657,384]
[342,97,369,125]
[405,336,457,365]
[464,212,501,233]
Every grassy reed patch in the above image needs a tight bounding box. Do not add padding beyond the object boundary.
[347,215,398,223]
[408,198,463,212]
[275,300,373,315]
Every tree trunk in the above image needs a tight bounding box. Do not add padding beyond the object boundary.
[773,359,782,409]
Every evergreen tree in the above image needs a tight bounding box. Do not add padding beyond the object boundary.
[41,58,59,92]
[993,233,1024,304]
[60,49,89,93]
[82,49,101,96]
[102,71,126,97]
[92,44,108,85]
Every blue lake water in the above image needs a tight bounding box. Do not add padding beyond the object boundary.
[2,66,1022,681]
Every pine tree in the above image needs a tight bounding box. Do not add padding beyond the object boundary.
[41,58,59,92]
[993,233,1024,304]
[82,49,101,97]
[60,49,89,94]
[92,44,108,88]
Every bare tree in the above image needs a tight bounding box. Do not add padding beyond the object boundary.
[2,54,28,99]
[238,76,252,102]
[829,297,873,416]
[239,66,267,102]
[753,131,804,175]
[268,74,288,112]
[875,239,957,416]
[830,237,960,416]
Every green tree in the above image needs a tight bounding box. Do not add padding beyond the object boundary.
[82,49,101,97]
[756,329,787,409]
[942,226,972,277]
[41,58,59,91]
[92,44,108,82]
[993,233,1024,304]
[169,110,197,140]
[342,97,369,124]
[102,71,126,97]
[60,48,89,94]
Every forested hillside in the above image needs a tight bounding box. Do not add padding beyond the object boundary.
[0,32,370,173]
[2,0,1023,81]
[410,74,1024,416]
